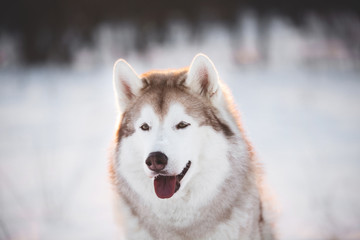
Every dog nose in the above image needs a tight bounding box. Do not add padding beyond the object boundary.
[145,152,168,172]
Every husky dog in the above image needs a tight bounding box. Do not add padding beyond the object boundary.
[109,54,275,239]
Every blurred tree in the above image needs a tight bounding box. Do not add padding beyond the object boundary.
[0,0,359,64]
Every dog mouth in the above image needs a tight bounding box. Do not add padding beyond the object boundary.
[153,161,191,199]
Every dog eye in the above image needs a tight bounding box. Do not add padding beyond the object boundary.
[140,123,150,131]
[176,121,190,130]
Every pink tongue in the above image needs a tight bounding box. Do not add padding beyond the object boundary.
[154,175,176,199]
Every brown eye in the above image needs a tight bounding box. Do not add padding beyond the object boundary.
[140,123,150,131]
[176,121,190,130]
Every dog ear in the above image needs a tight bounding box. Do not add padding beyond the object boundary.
[113,59,142,112]
[186,54,221,101]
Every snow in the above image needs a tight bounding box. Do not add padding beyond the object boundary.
[1,16,360,239]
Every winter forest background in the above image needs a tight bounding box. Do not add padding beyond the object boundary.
[1,0,360,239]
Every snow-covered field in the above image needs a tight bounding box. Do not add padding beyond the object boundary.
[1,17,360,240]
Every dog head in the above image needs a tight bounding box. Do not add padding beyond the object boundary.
[113,54,234,200]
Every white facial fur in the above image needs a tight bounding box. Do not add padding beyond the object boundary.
[114,53,234,221]
[117,102,231,206]
[111,54,274,239]
[114,54,234,206]
[138,104,198,178]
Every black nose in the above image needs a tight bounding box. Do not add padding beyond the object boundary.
[145,152,168,172]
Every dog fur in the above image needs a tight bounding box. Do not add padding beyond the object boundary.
[109,54,275,240]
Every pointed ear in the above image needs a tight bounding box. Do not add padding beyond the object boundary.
[113,59,142,112]
[186,53,221,101]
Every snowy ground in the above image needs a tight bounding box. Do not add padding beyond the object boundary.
[1,17,360,240]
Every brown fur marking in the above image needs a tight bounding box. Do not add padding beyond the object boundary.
[110,63,275,239]
[115,68,234,144]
